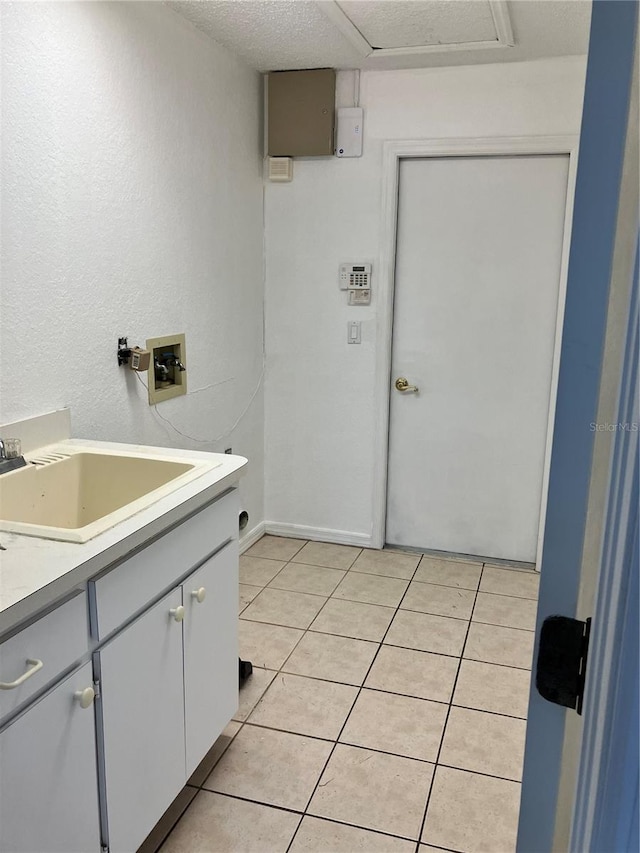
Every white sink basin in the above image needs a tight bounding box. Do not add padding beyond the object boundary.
[0,446,220,543]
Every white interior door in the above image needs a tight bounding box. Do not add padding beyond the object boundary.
[386,155,569,563]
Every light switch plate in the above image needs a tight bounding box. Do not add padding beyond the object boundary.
[347,321,361,344]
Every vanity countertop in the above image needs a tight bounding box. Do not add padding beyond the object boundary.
[0,438,247,636]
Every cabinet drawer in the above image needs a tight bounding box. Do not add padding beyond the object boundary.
[89,489,239,640]
[0,592,88,723]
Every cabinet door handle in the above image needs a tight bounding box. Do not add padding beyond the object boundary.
[74,686,95,709]
[170,605,185,623]
[0,658,43,690]
[191,587,206,604]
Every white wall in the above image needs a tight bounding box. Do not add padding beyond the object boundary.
[264,57,587,544]
[0,2,265,530]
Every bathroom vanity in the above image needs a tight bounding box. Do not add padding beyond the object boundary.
[0,411,247,853]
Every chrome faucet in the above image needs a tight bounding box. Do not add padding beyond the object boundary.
[0,438,18,459]
[0,438,27,474]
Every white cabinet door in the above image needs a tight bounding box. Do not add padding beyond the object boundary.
[98,587,185,853]
[183,541,239,776]
[0,661,101,853]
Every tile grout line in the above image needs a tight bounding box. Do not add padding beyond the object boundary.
[160,542,521,851]
[237,545,361,703]
[189,544,325,800]
[278,643,534,675]
[242,555,537,631]
[201,790,441,848]
[412,560,487,853]
[283,552,425,853]
[242,545,364,625]
[238,555,531,761]
[208,542,537,851]
[278,545,372,853]
[144,547,328,851]
[167,542,327,846]
[241,551,533,726]
[194,790,468,853]
[236,544,366,730]
[234,718,525,783]
[241,612,536,635]
[272,548,370,853]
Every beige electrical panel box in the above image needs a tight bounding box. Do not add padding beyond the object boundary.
[267,69,336,157]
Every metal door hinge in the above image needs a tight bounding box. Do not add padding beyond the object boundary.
[536,616,591,715]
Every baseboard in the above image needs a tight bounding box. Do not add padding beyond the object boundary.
[263,521,373,549]
[239,521,266,553]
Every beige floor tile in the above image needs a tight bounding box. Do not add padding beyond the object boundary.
[419,847,454,852]
[292,541,362,570]
[332,571,409,607]
[385,610,468,657]
[188,721,242,787]
[204,725,332,811]
[233,668,277,722]
[283,632,378,685]
[453,660,531,718]
[481,566,540,599]
[242,588,327,629]
[268,563,346,596]
[473,592,537,630]
[340,688,447,762]
[239,620,304,670]
[290,816,415,852]
[365,645,458,703]
[239,555,286,587]
[245,535,306,561]
[248,673,358,740]
[140,786,198,853]
[308,744,434,839]
[414,557,482,590]
[310,599,395,641]
[351,549,421,579]
[160,789,299,853]
[464,622,535,670]
[239,584,261,613]
[440,706,527,781]
[402,582,475,620]
[422,766,521,852]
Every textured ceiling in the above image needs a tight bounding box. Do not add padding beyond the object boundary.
[167,0,591,72]
[338,1,498,49]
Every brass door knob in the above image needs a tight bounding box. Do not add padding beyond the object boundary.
[395,377,419,393]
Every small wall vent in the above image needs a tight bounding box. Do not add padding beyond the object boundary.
[267,157,293,182]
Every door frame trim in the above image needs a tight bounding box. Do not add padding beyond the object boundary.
[372,135,579,564]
